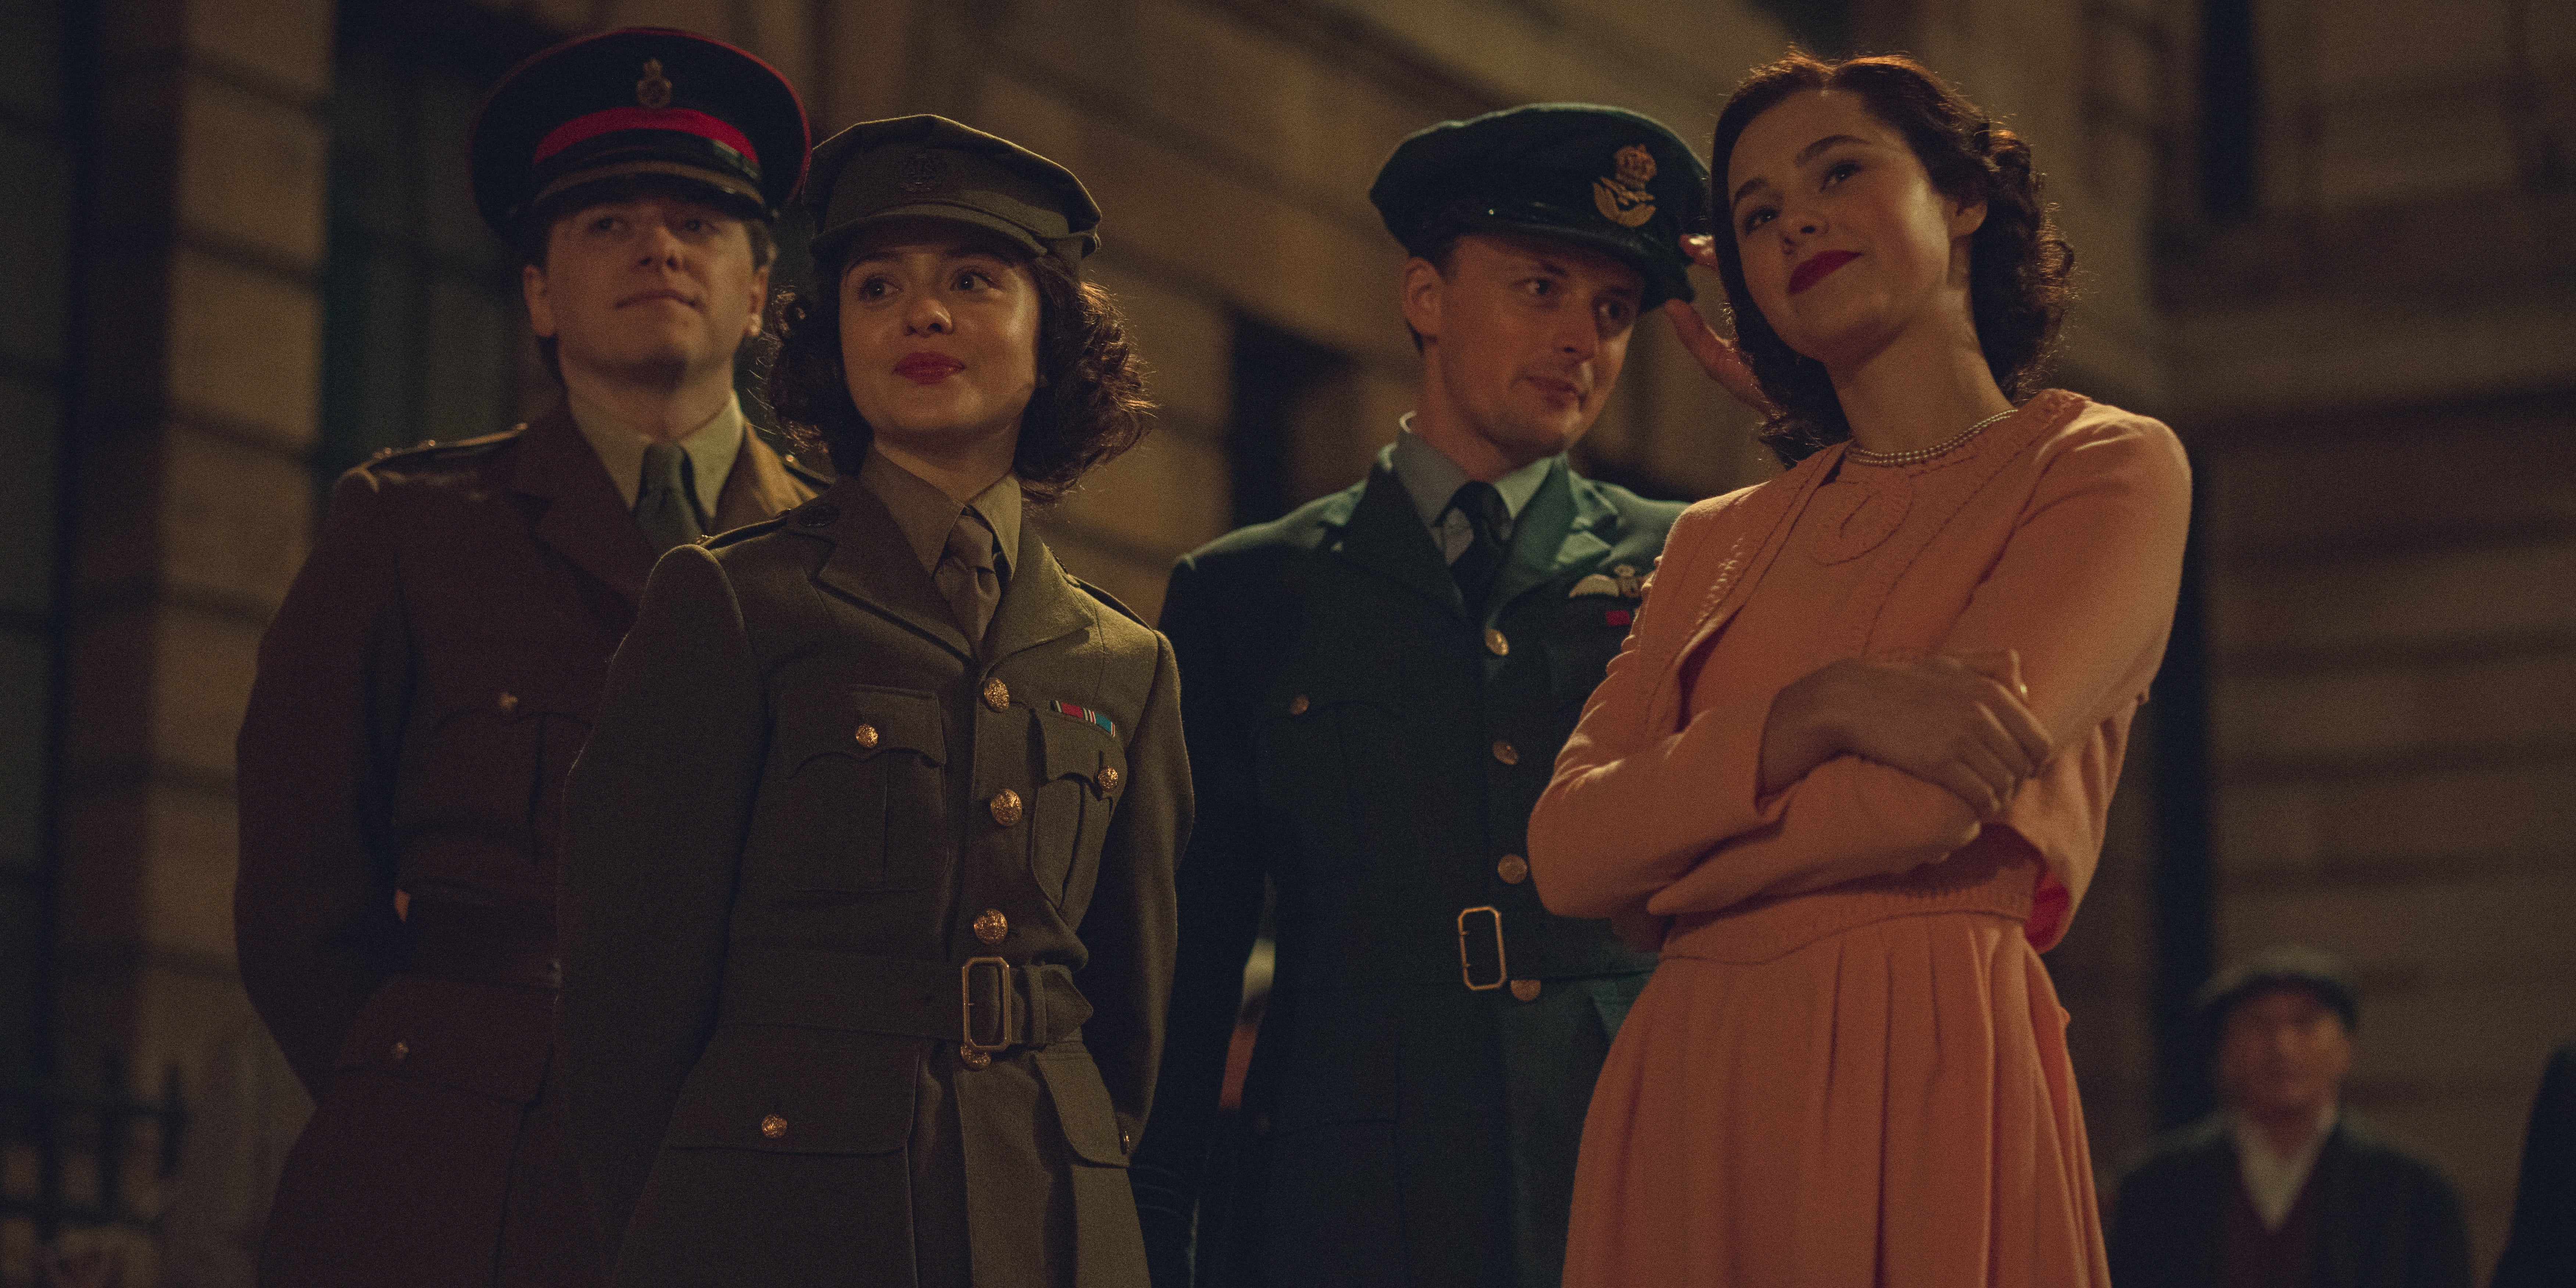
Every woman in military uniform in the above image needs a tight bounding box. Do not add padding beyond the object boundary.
[557,116,1186,1287]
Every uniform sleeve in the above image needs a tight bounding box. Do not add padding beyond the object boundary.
[556,545,766,1252]
[1076,624,1191,1153]
[233,467,411,1097]
[1535,421,2192,924]
[1129,555,1269,1287]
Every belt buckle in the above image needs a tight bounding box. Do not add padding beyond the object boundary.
[1456,906,1507,992]
[961,956,1013,1052]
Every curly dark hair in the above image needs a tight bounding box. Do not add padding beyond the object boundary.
[763,246,1152,505]
[1710,51,2074,465]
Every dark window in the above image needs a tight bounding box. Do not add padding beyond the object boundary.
[2198,0,2260,223]
[317,1,558,494]
[1227,316,1355,527]
[0,0,86,1085]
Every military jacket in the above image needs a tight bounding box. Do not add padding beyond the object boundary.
[557,477,1190,1288]
[1129,456,1679,1288]
[233,403,819,1285]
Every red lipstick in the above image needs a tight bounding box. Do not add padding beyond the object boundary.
[894,351,963,384]
[1788,250,1858,295]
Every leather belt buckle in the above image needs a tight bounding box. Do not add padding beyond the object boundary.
[1456,906,1507,992]
[961,956,1013,1052]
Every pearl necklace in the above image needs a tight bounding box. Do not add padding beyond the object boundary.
[1845,407,2015,468]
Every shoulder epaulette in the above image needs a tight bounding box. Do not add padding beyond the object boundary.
[363,427,519,466]
[1069,575,1148,627]
[698,512,792,550]
[780,451,836,491]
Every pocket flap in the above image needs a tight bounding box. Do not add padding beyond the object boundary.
[779,684,947,770]
[330,974,552,1105]
[1037,707,1124,792]
[661,1028,922,1156]
[1035,1051,1130,1166]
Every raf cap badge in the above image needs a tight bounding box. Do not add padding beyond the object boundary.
[1593,143,1658,228]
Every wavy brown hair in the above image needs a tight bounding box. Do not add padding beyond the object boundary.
[764,247,1151,505]
[1711,51,2074,465]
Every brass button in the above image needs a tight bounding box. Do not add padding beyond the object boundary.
[760,1114,787,1139]
[974,909,1009,944]
[1496,854,1530,884]
[983,677,1012,712]
[853,723,879,749]
[1510,979,1542,1002]
[1484,627,1509,657]
[1120,1129,1133,1152]
[959,1044,992,1071]
[1287,694,1310,716]
[496,691,519,716]
[389,1040,409,1063]
[1491,740,1519,766]
[990,789,1024,827]
[1095,765,1120,794]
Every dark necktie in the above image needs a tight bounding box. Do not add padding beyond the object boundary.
[936,508,1003,648]
[1446,480,1510,620]
[636,443,704,555]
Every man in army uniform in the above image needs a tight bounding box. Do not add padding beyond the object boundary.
[1129,105,1712,1288]
[233,28,820,1284]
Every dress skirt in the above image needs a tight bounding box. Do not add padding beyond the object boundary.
[1560,909,2109,1288]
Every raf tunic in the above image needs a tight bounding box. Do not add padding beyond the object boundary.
[1129,438,1681,1288]
[557,453,1190,1287]
[235,400,819,1286]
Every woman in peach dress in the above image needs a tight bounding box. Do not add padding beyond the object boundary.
[1528,53,2191,1287]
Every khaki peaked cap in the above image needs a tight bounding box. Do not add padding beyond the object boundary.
[804,115,1101,275]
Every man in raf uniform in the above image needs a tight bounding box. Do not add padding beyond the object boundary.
[233,28,819,1285]
[1129,105,1709,1288]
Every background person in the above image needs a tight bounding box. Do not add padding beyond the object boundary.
[556,115,1185,1287]
[1127,104,1718,1288]
[2493,1039,2576,1288]
[1529,51,2193,1286]
[230,28,817,1285]
[2111,947,2473,1288]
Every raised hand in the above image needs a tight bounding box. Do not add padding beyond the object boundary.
[1757,650,2054,818]
[1661,234,1772,415]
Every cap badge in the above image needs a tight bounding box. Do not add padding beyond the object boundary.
[1592,144,1657,229]
[636,58,673,110]
[900,150,942,194]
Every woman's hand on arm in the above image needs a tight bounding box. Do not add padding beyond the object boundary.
[1661,235,1774,416]
[1758,650,2054,817]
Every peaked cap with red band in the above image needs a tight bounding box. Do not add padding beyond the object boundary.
[469,26,809,237]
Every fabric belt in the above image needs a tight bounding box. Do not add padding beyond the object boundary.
[719,948,1092,1051]
[402,899,561,990]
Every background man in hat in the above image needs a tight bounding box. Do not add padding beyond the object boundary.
[232,27,820,1285]
[2109,946,2473,1288]
[1127,104,1718,1288]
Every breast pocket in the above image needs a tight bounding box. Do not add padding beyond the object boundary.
[1030,712,1126,910]
[1251,675,1410,878]
[770,686,948,894]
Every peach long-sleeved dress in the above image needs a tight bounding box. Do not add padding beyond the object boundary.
[1530,391,2190,1287]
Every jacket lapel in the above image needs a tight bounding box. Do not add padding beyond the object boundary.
[512,404,655,607]
[808,480,976,662]
[987,524,1094,666]
[713,430,818,532]
[1330,461,1470,620]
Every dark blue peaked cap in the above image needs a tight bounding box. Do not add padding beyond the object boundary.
[1370,103,1710,308]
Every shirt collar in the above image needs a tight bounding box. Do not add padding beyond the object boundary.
[2230,1103,2339,1230]
[566,389,747,518]
[857,448,1024,578]
[1389,414,1556,530]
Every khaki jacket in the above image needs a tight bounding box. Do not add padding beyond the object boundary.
[558,477,1190,1287]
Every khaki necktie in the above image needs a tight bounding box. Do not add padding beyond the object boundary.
[636,443,704,555]
[936,508,1003,647]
